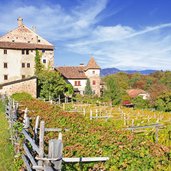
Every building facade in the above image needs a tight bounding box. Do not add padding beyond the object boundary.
[0,17,54,84]
[56,57,101,96]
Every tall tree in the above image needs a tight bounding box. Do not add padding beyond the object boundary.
[103,76,122,105]
[39,71,67,100]
[85,79,93,95]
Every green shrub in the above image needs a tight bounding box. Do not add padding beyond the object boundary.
[12,92,33,101]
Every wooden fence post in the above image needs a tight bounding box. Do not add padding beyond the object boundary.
[83,108,86,116]
[63,103,65,110]
[34,116,40,144]
[38,121,45,170]
[90,110,92,120]
[96,109,98,118]
[155,126,159,143]
[59,95,61,104]
[48,133,63,170]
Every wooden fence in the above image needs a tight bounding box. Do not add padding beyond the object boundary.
[3,97,109,171]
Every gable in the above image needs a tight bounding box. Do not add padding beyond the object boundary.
[0,25,53,46]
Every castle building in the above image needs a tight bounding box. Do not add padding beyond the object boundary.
[0,17,54,84]
[56,57,101,96]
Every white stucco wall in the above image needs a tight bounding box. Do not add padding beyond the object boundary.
[0,49,54,84]
[67,79,87,95]
[85,69,100,77]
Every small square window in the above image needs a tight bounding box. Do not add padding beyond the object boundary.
[22,63,25,68]
[27,63,30,68]
[22,75,25,79]
[43,59,46,63]
[4,63,7,68]
[22,50,25,55]
[78,81,81,86]
[26,50,29,55]
[4,49,7,54]
[4,75,8,80]
[38,39,41,42]
[92,71,95,74]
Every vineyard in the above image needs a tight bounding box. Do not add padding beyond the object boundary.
[12,93,171,170]
[64,103,171,147]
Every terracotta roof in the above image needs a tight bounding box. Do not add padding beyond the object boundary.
[56,66,87,79]
[0,41,53,50]
[127,89,147,98]
[85,57,100,70]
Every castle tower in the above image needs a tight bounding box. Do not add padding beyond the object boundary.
[85,57,101,96]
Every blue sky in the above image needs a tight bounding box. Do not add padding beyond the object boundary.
[0,0,171,70]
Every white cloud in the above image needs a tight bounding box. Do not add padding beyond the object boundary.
[0,0,171,70]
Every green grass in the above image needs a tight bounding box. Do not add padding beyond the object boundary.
[0,100,15,171]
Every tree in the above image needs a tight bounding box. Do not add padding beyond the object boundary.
[132,96,149,109]
[35,50,44,76]
[39,71,67,100]
[155,92,171,111]
[103,76,122,105]
[64,84,74,97]
[85,79,93,95]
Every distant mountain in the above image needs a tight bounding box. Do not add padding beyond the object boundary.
[101,68,157,76]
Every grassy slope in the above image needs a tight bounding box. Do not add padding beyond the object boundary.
[0,101,15,171]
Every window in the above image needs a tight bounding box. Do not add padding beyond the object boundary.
[92,71,95,74]
[26,50,29,55]
[27,63,30,68]
[4,49,7,54]
[22,75,25,79]
[22,63,25,68]
[4,75,8,80]
[93,80,96,85]
[43,59,46,63]
[74,81,81,86]
[22,50,25,55]
[4,63,7,68]
[38,39,41,42]
[12,40,15,42]
[42,49,45,53]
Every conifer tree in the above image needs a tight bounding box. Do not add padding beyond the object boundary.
[85,79,93,95]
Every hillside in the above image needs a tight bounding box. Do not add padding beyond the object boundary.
[101,68,157,76]
[12,93,171,171]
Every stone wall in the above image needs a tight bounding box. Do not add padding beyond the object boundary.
[0,77,37,98]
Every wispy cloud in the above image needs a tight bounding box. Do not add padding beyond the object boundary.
[0,0,171,70]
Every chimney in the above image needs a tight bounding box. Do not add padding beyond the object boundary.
[80,63,84,66]
[17,17,23,27]
[31,26,36,32]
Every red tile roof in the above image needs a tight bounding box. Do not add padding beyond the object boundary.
[127,89,147,98]
[85,57,100,70]
[56,66,87,79]
[0,41,54,50]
